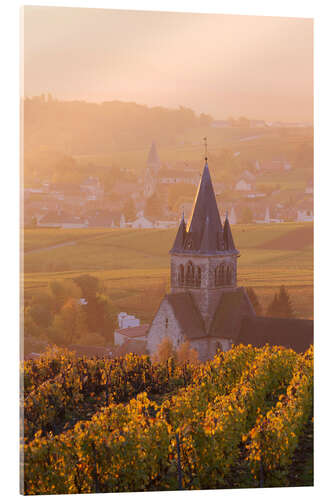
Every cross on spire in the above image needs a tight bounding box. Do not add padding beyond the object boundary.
[203,137,208,161]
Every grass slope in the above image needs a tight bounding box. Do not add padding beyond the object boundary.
[23,222,313,322]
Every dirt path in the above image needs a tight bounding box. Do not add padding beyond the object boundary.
[24,241,77,255]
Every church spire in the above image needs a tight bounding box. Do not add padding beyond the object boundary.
[170,158,238,255]
[223,211,236,251]
[170,212,187,253]
[147,141,161,173]
[185,160,223,252]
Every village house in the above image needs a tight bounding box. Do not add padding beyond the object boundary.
[211,120,231,128]
[38,211,88,228]
[297,209,314,222]
[112,312,149,356]
[143,142,201,198]
[259,160,291,172]
[85,209,122,228]
[154,220,178,229]
[114,325,149,347]
[235,178,252,191]
[146,158,313,361]
[130,214,155,229]
[80,176,104,200]
[249,119,267,128]
[158,167,200,185]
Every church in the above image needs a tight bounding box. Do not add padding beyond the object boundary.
[146,158,313,361]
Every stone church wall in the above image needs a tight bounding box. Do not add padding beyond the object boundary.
[170,253,238,331]
[190,337,232,362]
[146,298,184,355]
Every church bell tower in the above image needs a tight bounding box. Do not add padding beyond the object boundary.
[169,159,239,329]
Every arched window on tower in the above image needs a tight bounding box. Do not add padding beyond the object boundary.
[196,267,202,288]
[179,264,184,286]
[230,264,234,284]
[185,261,195,286]
[226,266,232,285]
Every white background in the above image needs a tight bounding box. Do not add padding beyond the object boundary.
[0,1,331,499]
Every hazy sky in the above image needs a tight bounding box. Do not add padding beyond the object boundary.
[23,7,313,121]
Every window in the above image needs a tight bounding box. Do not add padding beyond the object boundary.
[215,264,225,286]
[185,261,195,286]
[196,267,202,288]
[179,264,185,286]
[165,317,168,329]
[226,266,232,285]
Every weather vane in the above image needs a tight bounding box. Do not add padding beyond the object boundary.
[203,137,208,160]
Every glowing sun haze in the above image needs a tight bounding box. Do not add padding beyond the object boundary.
[23,6,313,122]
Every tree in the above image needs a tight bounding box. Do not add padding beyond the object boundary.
[24,310,43,339]
[246,287,263,316]
[176,341,199,365]
[199,113,213,127]
[73,274,100,300]
[123,197,136,222]
[49,298,89,346]
[153,337,175,363]
[28,292,54,328]
[48,279,82,313]
[266,285,295,318]
[91,293,117,344]
[76,331,106,346]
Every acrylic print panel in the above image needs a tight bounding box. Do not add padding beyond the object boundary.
[21,5,313,495]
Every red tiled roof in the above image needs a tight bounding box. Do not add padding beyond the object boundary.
[115,324,149,338]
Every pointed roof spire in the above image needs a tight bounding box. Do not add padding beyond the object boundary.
[186,160,223,252]
[170,157,238,255]
[223,213,237,252]
[199,216,216,253]
[147,141,161,172]
[170,213,187,253]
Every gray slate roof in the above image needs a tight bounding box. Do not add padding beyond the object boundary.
[209,287,255,339]
[166,292,206,339]
[170,161,238,255]
[237,316,313,353]
[159,289,313,353]
[166,288,254,340]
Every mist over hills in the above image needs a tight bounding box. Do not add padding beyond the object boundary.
[24,97,213,154]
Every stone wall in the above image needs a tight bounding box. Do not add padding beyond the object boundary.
[190,336,233,362]
[170,253,238,291]
[146,297,184,355]
[170,253,238,330]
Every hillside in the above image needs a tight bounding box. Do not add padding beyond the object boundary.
[23,344,313,494]
[23,222,313,322]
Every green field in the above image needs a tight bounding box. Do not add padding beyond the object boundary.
[23,222,313,322]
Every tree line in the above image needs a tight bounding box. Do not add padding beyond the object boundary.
[24,275,116,348]
[24,96,213,154]
[247,285,295,318]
